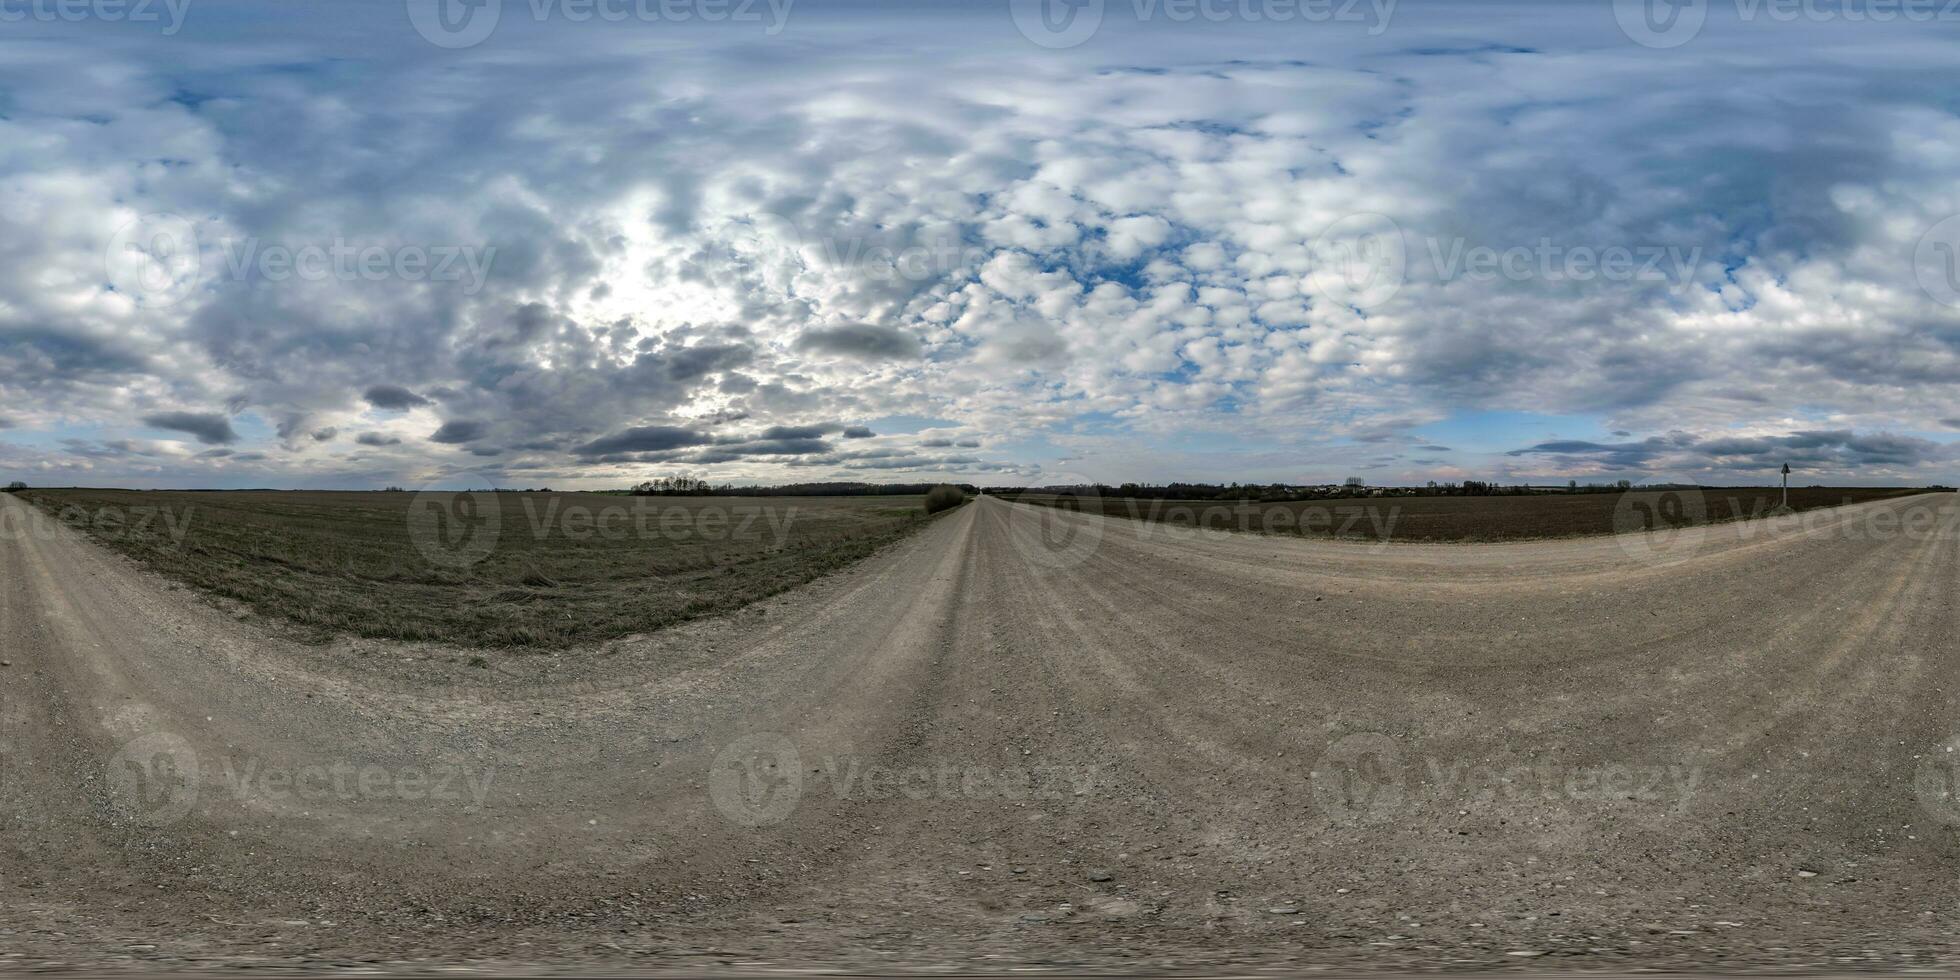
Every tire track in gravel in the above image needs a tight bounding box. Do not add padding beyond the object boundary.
[6,489,1960,972]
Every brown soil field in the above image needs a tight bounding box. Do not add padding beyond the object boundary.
[1006,486,1934,542]
[10,489,933,649]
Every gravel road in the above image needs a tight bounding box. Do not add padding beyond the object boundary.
[5,490,1960,973]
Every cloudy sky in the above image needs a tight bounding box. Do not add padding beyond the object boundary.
[3,0,1958,489]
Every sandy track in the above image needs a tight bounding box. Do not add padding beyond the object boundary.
[4,490,1960,973]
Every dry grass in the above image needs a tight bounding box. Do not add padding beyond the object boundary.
[21,489,934,649]
[1009,487,1936,543]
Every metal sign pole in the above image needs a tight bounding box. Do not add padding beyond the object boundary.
[1781,463,1790,509]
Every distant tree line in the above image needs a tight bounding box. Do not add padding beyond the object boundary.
[984,478,1643,502]
[627,477,980,497]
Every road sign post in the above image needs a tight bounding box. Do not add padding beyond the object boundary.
[1781,463,1790,510]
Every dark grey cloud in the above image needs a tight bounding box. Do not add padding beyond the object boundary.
[356,432,402,447]
[706,438,832,457]
[364,385,432,410]
[745,424,834,442]
[0,328,147,384]
[6,10,1959,489]
[1508,430,1945,475]
[573,425,713,457]
[666,343,754,382]
[311,427,338,442]
[843,426,875,439]
[430,420,489,444]
[841,454,982,471]
[794,324,922,361]
[142,412,239,445]
[687,438,833,463]
[569,421,863,464]
[1416,444,1452,452]
[1696,430,1940,468]
[0,415,13,429]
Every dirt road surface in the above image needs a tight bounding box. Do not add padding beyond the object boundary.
[4,490,1960,973]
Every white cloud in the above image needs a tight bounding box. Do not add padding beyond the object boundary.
[0,7,1956,487]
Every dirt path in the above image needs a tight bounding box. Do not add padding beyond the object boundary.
[4,490,1960,973]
